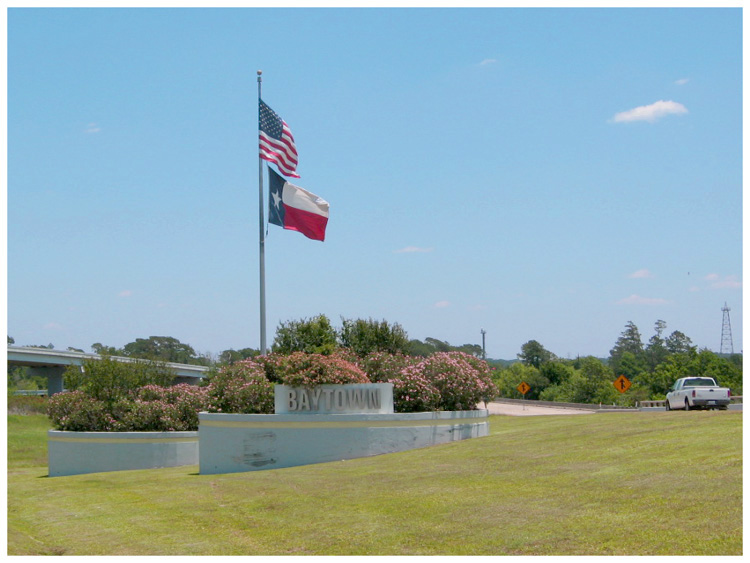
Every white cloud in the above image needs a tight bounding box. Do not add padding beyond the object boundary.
[394,246,433,254]
[617,294,670,305]
[709,275,742,289]
[612,100,688,123]
[705,273,720,281]
[628,269,654,279]
[675,78,689,85]
[118,290,133,298]
[478,58,497,66]
[433,300,451,308]
[85,123,101,134]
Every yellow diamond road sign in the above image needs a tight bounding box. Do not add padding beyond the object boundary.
[614,375,632,393]
[517,381,530,395]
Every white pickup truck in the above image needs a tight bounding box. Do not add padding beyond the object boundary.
[666,377,731,411]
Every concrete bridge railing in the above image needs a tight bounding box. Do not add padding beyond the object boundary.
[7,346,210,395]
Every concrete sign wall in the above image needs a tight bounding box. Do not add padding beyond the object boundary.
[47,431,199,477]
[199,408,489,475]
[274,383,394,414]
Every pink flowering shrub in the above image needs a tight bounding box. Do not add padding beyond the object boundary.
[388,352,498,412]
[133,384,210,430]
[390,365,442,412]
[269,352,370,387]
[205,360,275,414]
[47,390,113,431]
[251,353,290,383]
[417,352,497,410]
[48,384,211,431]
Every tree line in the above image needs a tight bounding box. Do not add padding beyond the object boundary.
[501,320,742,405]
[8,317,743,406]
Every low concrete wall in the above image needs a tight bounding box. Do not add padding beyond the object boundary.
[47,430,199,477]
[198,409,489,475]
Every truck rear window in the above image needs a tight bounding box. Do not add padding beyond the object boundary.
[683,378,715,387]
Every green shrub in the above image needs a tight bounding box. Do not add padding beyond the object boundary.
[205,360,275,414]
[7,394,48,415]
[271,315,338,355]
[339,317,411,357]
[64,356,174,405]
[358,351,417,383]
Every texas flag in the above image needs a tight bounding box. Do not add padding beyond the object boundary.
[268,167,329,242]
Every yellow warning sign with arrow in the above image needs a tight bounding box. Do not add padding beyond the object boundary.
[614,375,631,393]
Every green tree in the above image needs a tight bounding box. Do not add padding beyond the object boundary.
[645,320,669,371]
[518,340,555,368]
[574,356,618,404]
[617,351,648,381]
[339,317,410,357]
[219,347,260,365]
[406,339,434,357]
[609,321,644,374]
[272,314,338,355]
[665,330,695,355]
[493,363,549,400]
[405,337,482,357]
[92,343,123,356]
[540,361,575,386]
[691,349,742,394]
[122,336,207,365]
[642,353,693,398]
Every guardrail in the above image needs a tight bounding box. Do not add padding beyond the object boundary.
[639,396,743,408]
[491,397,636,411]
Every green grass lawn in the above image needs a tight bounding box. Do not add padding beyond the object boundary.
[7,411,742,555]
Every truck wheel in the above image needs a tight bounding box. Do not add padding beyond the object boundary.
[665,400,671,411]
[684,399,691,411]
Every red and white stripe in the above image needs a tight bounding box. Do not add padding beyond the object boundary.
[260,122,299,178]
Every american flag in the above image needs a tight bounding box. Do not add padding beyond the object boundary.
[259,99,299,178]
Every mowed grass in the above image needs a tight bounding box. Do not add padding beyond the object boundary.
[7,411,742,555]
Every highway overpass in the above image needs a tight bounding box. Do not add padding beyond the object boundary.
[7,346,210,395]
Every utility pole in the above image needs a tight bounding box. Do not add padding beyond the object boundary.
[481,329,486,360]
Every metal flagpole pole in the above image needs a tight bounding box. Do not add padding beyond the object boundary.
[257,70,267,355]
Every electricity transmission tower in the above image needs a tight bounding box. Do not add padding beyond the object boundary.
[720,302,734,355]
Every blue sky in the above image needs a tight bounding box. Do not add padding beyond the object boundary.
[6,7,743,360]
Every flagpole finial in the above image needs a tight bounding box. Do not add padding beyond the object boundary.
[257,70,262,77]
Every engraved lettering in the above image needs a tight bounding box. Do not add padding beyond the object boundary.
[334,389,346,410]
[369,389,380,409]
[322,388,333,410]
[298,389,310,410]
[310,388,323,410]
[350,388,365,409]
[287,389,297,411]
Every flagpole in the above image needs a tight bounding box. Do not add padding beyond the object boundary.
[257,69,267,355]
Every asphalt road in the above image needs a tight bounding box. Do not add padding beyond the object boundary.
[484,402,595,416]
[485,402,742,415]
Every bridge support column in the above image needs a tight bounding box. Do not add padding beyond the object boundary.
[27,367,66,396]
